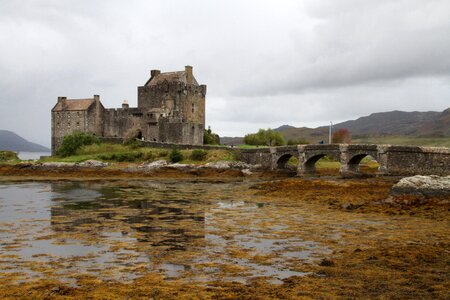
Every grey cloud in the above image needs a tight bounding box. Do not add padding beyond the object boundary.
[0,0,449,145]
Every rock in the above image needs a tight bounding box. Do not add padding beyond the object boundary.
[167,163,192,169]
[341,203,353,210]
[138,160,168,170]
[37,162,76,168]
[390,175,450,198]
[319,258,335,267]
[241,169,253,176]
[203,161,231,169]
[203,161,258,170]
[77,160,108,168]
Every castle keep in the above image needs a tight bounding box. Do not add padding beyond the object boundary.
[51,66,206,153]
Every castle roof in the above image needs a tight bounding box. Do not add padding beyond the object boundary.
[52,98,95,112]
[145,71,199,87]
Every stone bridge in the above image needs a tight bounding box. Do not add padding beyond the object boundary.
[238,144,450,177]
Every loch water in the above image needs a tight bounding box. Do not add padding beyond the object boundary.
[0,180,332,285]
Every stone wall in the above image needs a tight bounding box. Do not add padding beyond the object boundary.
[239,144,450,177]
[379,146,450,176]
[238,148,272,168]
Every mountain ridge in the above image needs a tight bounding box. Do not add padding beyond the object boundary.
[220,108,450,145]
[0,130,50,152]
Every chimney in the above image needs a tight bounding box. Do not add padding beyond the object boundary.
[122,100,129,109]
[151,69,161,78]
[57,96,67,109]
[185,65,193,84]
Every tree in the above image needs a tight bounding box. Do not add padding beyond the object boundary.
[203,126,220,145]
[332,128,352,144]
[57,131,100,157]
[244,128,285,146]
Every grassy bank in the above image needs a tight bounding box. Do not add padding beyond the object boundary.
[353,136,450,147]
[40,143,236,164]
[0,151,19,163]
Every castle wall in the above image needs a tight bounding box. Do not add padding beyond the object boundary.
[51,110,89,154]
[158,119,204,145]
[103,108,142,139]
[179,85,206,124]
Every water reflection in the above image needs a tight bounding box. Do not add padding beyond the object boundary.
[0,181,329,285]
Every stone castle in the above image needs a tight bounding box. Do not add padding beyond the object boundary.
[51,66,206,153]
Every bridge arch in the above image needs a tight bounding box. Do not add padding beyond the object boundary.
[270,147,299,170]
[276,153,295,169]
[339,145,380,177]
[302,154,340,176]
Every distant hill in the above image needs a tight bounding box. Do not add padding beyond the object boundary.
[0,130,50,152]
[220,136,244,146]
[221,108,450,145]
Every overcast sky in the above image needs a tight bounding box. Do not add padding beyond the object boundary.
[1,0,449,147]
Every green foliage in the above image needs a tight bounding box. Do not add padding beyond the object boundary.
[98,151,143,162]
[124,139,144,149]
[169,149,183,163]
[287,138,309,145]
[244,128,285,146]
[190,149,207,161]
[57,132,100,157]
[204,126,220,145]
[0,151,18,162]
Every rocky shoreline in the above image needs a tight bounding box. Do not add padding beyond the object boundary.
[0,160,269,181]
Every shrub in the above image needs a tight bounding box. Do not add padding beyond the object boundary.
[57,132,100,157]
[125,140,144,149]
[0,151,18,161]
[191,149,207,161]
[169,149,183,163]
[244,128,285,146]
[204,126,220,145]
[332,128,352,144]
[97,151,143,162]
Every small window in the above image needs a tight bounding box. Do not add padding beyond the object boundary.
[76,122,80,126]
[192,103,195,113]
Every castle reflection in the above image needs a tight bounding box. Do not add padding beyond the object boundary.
[49,181,206,254]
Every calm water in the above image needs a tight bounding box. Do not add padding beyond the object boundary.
[17,152,51,160]
[0,180,331,285]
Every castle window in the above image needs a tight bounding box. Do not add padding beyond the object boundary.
[76,122,80,126]
[192,103,195,113]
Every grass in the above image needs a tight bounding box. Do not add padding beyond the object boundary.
[0,151,20,163]
[39,143,237,164]
[352,136,450,147]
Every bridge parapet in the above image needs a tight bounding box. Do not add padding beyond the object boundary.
[378,145,449,176]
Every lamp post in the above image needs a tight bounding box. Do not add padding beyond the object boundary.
[329,121,333,144]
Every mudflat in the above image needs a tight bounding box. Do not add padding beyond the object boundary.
[0,167,448,299]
